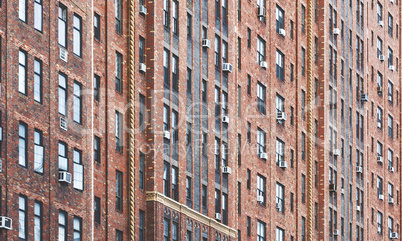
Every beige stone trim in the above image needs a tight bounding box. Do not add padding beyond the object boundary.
[146,191,237,238]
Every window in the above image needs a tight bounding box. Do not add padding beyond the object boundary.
[94,13,100,40]
[172,55,179,92]
[276,6,284,33]
[163,0,169,28]
[377,37,383,57]
[94,196,101,224]
[377,2,383,22]
[222,41,228,64]
[388,217,394,236]
[73,15,82,56]
[93,75,100,102]
[139,210,145,241]
[58,4,67,47]
[378,211,383,234]
[139,36,145,64]
[377,107,383,129]
[34,59,43,102]
[202,80,207,102]
[256,0,265,22]
[19,50,27,94]
[257,82,266,114]
[172,0,178,34]
[377,176,383,196]
[247,75,251,95]
[247,216,251,236]
[115,111,123,152]
[301,47,306,76]
[290,192,294,211]
[73,217,82,241]
[164,218,170,241]
[301,174,306,203]
[388,81,393,103]
[172,110,178,160]
[34,0,43,31]
[388,47,393,67]
[377,71,383,88]
[290,21,294,39]
[214,36,220,68]
[171,166,178,201]
[247,169,251,189]
[257,174,266,205]
[301,132,306,160]
[93,136,101,163]
[388,115,393,138]
[116,170,123,211]
[73,149,84,190]
[247,28,251,48]
[301,217,306,241]
[139,94,145,131]
[116,230,123,241]
[301,5,306,33]
[377,141,383,157]
[257,36,265,65]
[276,50,284,80]
[115,0,122,33]
[388,183,394,200]
[247,122,251,143]
[34,130,44,173]
[19,195,27,239]
[276,139,285,165]
[139,152,145,189]
[163,162,170,197]
[19,123,27,167]
[34,201,42,241]
[115,52,122,92]
[389,13,393,36]
[73,82,82,124]
[237,37,241,69]
[388,149,393,170]
[276,227,284,241]
[257,128,266,157]
[187,13,192,38]
[186,176,192,207]
[19,0,27,22]
[276,183,284,212]
[58,142,68,171]
[276,94,285,118]
[257,220,266,241]
[202,185,208,212]
[58,211,67,241]
[59,73,67,115]
[222,0,228,24]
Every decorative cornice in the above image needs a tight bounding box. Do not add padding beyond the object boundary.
[146,191,237,238]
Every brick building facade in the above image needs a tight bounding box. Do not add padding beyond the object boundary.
[0,0,401,240]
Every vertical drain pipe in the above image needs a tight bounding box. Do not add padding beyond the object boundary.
[128,0,136,240]
[306,0,314,239]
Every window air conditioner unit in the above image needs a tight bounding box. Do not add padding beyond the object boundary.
[329,183,337,192]
[60,47,68,62]
[0,126,2,141]
[202,39,210,48]
[341,188,345,194]
[139,63,146,73]
[333,28,340,35]
[379,55,385,61]
[163,130,170,139]
[377,86,383,93]
[257,7,266,17]
[334,229,340,236]
[390,232,399,239]
[257,195,264,203]
[260,152,267,160]
[276,112,287,121]
[389,197,394,204]
[60,117,68,131]
[222,116,230,124]
[260,61,268,69]
[333,149,340,156]
[377,155,383,164]
[222,63,233,73]
[379,20,384,27]
[0,216,12,230]
[390,167,395,172]
[356,166,363,173]
[389,65,395,71]
[360,94,368,102]
[356,205,361,211]
[379,194,384,200]
[222,166,232,174]
[215,213,222,221]
[139,5,147,14]
[279,161,288,168]
[279,28,286,37]
[59,171,72,184]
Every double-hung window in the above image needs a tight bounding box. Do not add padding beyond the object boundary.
[116,170,123,211]
[276,227,284,241]
[163,161,170,197]
[276,6,284,33]
[115,111,123,152]
[388,47,393,67]
[276,94,285,120]
[19,0,27,22]
[163,49,170,88]
[215,36,220,68]
[388,81,393,103]
[257,37,265,66]
[94,136,100,163]
[34,59,42,103]
[172,0,178,35]
[73,149,84,190]
[377,176,383,196]
[94,196,101,224]
[257,128,266,157]
[377,2,383,23]
[94,75,100,102]
[73,82,82,124]
[34,201,42,241]
[73,15,82,56]
[163,0,169,28]
[388,13,393,36]
[256,0,265,22]
[19,50,27,94]
[388,183,394,201]
[73,217,82,241]
[276,50,284,80]
[377,211,383,234]
[19,123,27,167]
[257,174,266,205]
[59,73,67,115]
[172,55,179,92]
[388,149,393,170]
[34,130,44,173]
[186,176,192,207]
[19,195,27,239]
[58,4,67,47]
[257,220,266,241]
[58,142,68,171]
[58,211,67,241]
[139,37,145,64]
[276,139,285,165]
[94,13,100,40]
[257,82,266,114]
[139,152,145,189]
[115,52,122,92]
[34,0,43,31]
[388,217,394,236]
[377,107,383,129]
[377,72,383,88]
[388,115,393,138]
[276,183,284,212]
[377,37,383,58]
[115,0,122,33]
